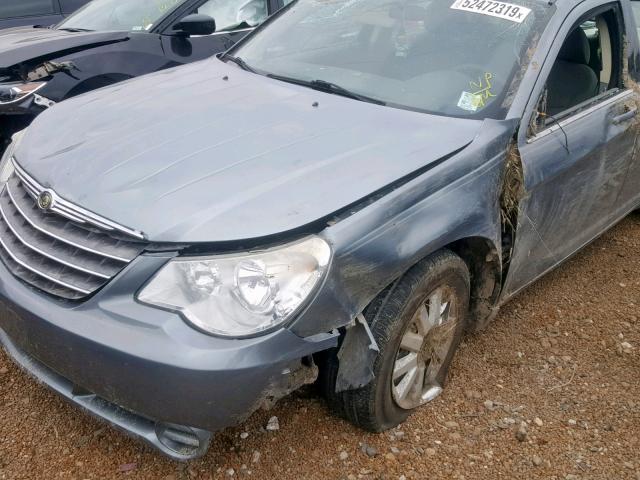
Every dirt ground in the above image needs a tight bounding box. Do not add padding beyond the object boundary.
[0,214,639,480]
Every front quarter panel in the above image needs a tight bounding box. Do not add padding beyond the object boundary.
[37,34,169,102]
[291,120,517,337]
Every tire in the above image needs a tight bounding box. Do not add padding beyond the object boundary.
[319,249,470,432]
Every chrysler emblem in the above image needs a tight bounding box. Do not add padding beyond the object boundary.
[37,190,54,211]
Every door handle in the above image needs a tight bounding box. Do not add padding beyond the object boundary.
[612,107,638,125]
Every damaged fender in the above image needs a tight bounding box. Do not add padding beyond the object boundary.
[291,119,518,339]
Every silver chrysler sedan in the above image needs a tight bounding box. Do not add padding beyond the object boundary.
[0,0,639,460]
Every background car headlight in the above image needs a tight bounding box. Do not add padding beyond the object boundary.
[0,81,46,104]
[0,129,24,184]
[138,236,331,337]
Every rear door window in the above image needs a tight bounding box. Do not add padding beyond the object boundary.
[0,0,57,18]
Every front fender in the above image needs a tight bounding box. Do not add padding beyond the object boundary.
[290,119,517,337]
[36,36,169,102]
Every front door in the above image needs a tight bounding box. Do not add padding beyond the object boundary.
[503,1,639,296]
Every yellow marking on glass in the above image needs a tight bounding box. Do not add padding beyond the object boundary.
[469,72,496,108]
[157,0,181,13]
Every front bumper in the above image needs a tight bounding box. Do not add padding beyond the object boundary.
[0,254,337,460]
[0,94,44,144]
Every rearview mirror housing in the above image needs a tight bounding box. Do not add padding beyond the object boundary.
[173,14,216,36]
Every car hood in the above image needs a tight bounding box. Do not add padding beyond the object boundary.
[15,59,483,243]
[0,27,128,69]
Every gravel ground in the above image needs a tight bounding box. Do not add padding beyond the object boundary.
[1,214,639,480]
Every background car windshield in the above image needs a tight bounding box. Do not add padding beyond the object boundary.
[198,0,268,32]
[58,0,184,31]
[235,0,551,118]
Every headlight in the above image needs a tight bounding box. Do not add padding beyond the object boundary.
[0,81,46,104]
[0,129,24,184]
[138,236,331,337]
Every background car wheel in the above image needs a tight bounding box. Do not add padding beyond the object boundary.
[318,249,470,432]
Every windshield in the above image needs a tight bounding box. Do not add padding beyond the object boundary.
[234,0,552,119]
[58,0,184,32]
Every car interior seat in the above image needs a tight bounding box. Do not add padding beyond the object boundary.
[546,27,599,115]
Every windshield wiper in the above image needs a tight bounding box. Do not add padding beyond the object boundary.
[310,79,387,105]
[219,56,385,106]
[267,74,386,106]
[220,53,256,73]
[57,27,94,32]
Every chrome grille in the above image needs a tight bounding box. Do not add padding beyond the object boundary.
[0,163,147,300]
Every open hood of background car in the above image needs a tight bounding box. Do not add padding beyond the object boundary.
[14,59,484,243]
[0,27,129,69]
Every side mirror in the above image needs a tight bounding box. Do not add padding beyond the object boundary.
[173,14,216,36]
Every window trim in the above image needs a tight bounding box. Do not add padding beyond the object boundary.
[527,88,632,143]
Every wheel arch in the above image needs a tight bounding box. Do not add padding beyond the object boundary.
[359,234,503,333]
[447,236,502,331]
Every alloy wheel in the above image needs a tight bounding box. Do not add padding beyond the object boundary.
[391,286,458,410]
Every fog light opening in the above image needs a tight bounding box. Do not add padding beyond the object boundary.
[155,423,204,456]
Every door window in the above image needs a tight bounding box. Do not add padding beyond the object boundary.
[531,7,623,132]
[0,0,56,18]
[197,0,268,32]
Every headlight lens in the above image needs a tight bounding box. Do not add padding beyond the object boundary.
[0,81,46,104]
[0,129,24,184]
[138,236,331,337]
